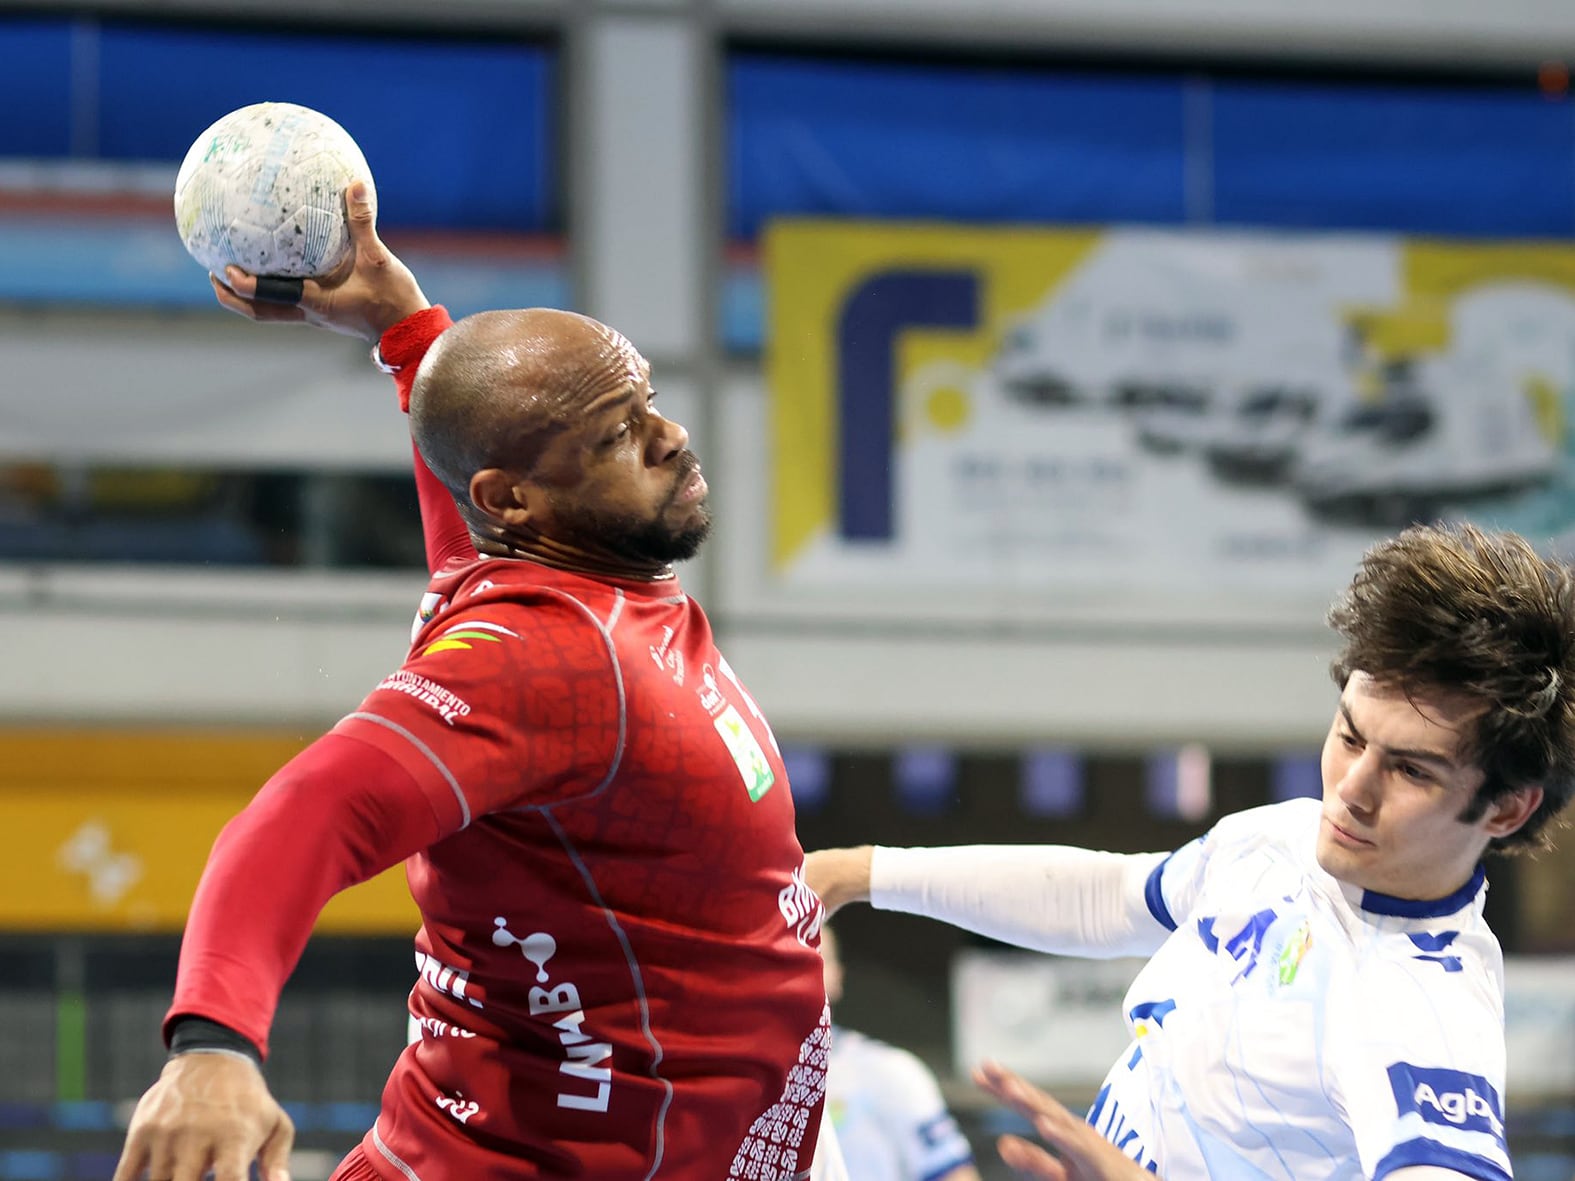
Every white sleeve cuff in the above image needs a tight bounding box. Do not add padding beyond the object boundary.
[869,843,1172,959]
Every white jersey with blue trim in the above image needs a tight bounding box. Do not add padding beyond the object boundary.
[826,1026,975,1181]
[1101,797,1510,1181]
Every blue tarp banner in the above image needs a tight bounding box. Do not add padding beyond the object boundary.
[728,55,1190,237]
[0,17,557,232]
[729,53,1575,239]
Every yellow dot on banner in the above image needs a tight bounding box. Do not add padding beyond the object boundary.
[925,386,971,433]
[1523,374,1565,445]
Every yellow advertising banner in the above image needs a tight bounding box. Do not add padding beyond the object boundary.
[0,729,418,934]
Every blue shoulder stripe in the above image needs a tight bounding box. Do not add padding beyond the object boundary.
[1373,1137,1510,1181]
[1144,852,1178,931]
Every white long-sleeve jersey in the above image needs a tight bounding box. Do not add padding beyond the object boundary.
[871,798,1511,1181]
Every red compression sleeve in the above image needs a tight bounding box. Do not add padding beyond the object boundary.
[380,306,476,573]
[164,732,453,1057]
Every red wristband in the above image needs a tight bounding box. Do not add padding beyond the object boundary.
[375,306,455,411]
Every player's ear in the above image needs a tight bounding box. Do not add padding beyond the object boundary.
[470,469,539,527]
[1482,785,1544,838]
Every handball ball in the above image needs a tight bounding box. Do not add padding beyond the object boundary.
[173,102,374,279]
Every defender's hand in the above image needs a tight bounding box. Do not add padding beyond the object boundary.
[211,180,430,342]
[974,1061,1157,1181]
[803,847,874,918]
[112,1052,294,1181]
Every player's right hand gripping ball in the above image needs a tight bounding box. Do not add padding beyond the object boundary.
[173,101,375,281]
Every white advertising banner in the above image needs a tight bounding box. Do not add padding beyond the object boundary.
[950,950,1146,1088]
[763,222,1575,623]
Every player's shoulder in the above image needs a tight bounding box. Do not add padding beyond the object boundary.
[1361,921,1504,1009]
[1200,797,1319,858]
[390,569,625,715]
[420,563,627,645]
[1325,931,1504,1073]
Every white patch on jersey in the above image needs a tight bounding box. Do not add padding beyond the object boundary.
[715,704,777,801]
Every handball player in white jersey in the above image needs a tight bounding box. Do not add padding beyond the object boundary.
[812,524,1575,1181]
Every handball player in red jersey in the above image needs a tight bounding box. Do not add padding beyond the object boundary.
[112,183,831,1181]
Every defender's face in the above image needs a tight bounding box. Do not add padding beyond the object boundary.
[1316,672,1491,901]
[533,334,711,565]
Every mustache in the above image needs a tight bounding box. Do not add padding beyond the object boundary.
[666,450,702,505]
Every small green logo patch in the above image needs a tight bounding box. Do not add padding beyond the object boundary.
[714,704,776,801]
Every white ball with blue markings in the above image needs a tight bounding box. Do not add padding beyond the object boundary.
[173,101,374,280]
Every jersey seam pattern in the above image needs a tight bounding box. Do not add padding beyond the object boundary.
[507,587,628,807]
[1143,851,1178,931]
[371,1120,426,1181]
[541,806,674,1180]
[344,711,471,828]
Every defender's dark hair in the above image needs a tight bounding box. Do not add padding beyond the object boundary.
[1327,523,1575,852]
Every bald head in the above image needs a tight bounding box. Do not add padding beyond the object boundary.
[409,308,644,499]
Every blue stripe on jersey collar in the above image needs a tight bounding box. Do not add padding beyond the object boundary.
[1359,863,1486,918]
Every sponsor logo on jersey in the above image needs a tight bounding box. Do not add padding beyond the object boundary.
[374,670,472,725]
[1274,920,1313,988]
[493,918,614,1113]
[411,591,448,642]
[415,949,484,1010]
[1407,930,1464,973]
[421,619,519,656]
[413,1014,476,1040]
[1197,907,1281,983]
[714,704,776,801]
[434,1090,481,1125]
[697,663,727,715]
[649,625,686,686]
[1388,1063,1505,1143]
[778,864,823,947]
